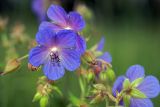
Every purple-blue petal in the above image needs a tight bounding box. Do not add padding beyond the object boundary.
[43,61,65,80]
[36,29,55,46]
[47,4,67,26]
[112,76,125,96]
[39,21,62,32]
[56,30,76,49]
[76,34,86,55]
[126,65,145,82]
[96,37,105,51]
[98,52,112,63]
[137,76,160,98]
[32,0,46,22]
[29,46,49,67]
[130,98,153,107]
[61,50,80,71]
[68,12,85,31]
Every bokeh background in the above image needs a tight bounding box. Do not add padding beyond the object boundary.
[0,0,160,107]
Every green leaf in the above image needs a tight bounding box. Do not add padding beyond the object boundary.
[131,77,144,88]
[130,88,147,98]
[40,96,49,107]
[123,95,131,107]
[69,93,81,106]
[32,92,42,102]
[93,84,106,91]
[123,79,131,89]
[52,86,63,96]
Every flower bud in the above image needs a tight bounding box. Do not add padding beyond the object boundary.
[28,63,39,71]
[76,3,93,20]
[99,71,107,81]
[81,51,95,64]
[93,84,107,91]
[32,92,42,102]
[105,68,115,82]
[40,96,49,107]
[1,59,20,76]
[86,70,95,82]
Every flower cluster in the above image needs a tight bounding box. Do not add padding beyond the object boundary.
[29,4,86,80]
[1,2,159,107]
[28,4,160,107]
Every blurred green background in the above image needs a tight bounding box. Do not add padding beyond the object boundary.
[0,0,160,107]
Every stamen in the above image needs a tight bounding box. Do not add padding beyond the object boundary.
[50,47,60,65]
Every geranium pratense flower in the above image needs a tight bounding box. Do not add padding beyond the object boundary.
[39,4,86,55]
[29,29,81,80]
[112,65,160,107]
[39,4,85,32]
[32,0,46,21]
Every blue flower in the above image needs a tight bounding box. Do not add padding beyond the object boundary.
[39,4,85,32]
[112,65,160,107]
[96,37,112,63]
[39,4,86,55]
[32,0,47,22]
[29,29,81,80]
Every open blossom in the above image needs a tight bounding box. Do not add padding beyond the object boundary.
[39,4,85,32]
[39,4,86,55]
[112,65,160,107]
[32,0,46,21]
[29,29,81,80]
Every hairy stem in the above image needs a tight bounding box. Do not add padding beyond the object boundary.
[17,54,29,62]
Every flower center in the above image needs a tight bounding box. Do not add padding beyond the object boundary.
[51,47,58,52]
[64,26,72,30]
[50,47,60,65]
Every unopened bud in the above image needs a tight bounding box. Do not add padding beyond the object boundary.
[99,71,107,81]
[32,92,42,102]
[93,84,107,91]
[82,51,95,64]
[40,96,49,107]
[105,68,115,82]
[1,59,20,76]
[87,70,95,82]
[76,3,93,20]
[28,63,39,71]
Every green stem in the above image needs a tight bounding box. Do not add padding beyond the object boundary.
[17,54,29,62]
[105,99,109,107]
[105,92,117,103]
